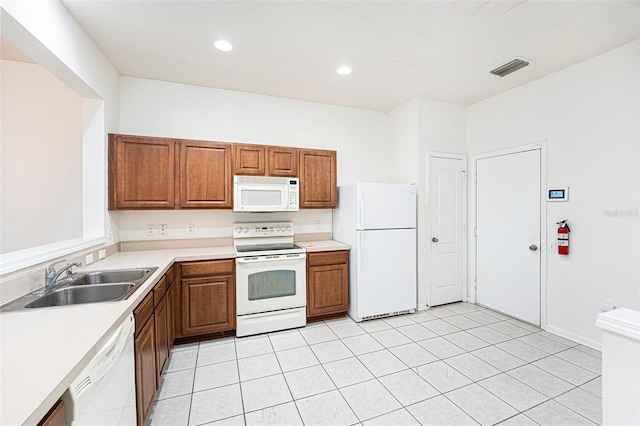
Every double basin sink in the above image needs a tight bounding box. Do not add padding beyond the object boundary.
[0,267,158,312]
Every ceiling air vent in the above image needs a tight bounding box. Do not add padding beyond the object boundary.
[490,57,531,77]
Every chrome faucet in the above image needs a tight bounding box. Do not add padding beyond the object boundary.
[45,260,82,289]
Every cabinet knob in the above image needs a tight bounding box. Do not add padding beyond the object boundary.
[432,237,439,243]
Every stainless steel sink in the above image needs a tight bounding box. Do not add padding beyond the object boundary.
[0,267,158,312]
[69,268,156,286]
[24,283,136,308]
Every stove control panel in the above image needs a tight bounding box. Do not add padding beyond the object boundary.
[233,222,294,238]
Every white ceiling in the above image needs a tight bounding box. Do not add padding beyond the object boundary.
[61,0,640,112]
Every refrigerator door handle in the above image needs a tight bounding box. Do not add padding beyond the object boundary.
[358,232,365,271]
[357,189,365,229]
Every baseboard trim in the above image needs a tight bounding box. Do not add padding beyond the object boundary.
[545,324,602,351]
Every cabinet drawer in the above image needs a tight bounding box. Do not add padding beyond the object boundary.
[134,292,154,335]
[153,275,167,307]
[307,251,348,267]
[181,259,234,278]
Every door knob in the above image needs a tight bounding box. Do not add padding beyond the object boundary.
[432,237,439,243]
[529,245,538,251]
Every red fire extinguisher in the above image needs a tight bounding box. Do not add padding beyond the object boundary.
[557,220,570,255]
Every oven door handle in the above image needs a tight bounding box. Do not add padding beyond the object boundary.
[236,254,306,264]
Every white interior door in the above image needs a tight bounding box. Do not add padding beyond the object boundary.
[476,149,541,325]
[428,155,465,306]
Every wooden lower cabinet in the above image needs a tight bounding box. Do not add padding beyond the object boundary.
[176,259,236,338]
[134,302,156,426]
[134,271,175,426]
[154,295,169,383]
[166,267,176,352]
[38,399,65,426]
[307,250,349,320]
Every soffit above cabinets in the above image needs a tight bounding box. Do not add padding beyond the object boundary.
[60,1,640,112]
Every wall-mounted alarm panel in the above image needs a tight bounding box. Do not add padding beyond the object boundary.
[547,187,569,202]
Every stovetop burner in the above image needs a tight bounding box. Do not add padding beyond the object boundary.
[233,221,306,257]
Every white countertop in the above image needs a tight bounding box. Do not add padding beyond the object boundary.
[296,240,350,252]
[0,246,234,426]
[596,308,640,341]
[0,241,348,425]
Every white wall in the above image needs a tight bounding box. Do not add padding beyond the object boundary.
[389,97,467,309]
[0,1,119,278]
[468,40,640,346]
[1,60,83,253]
[114,77,390,240]
[388,98,420,184]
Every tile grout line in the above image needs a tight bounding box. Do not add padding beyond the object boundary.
[152,303,602,426]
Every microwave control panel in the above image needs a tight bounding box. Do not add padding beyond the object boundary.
[288,180,299,209]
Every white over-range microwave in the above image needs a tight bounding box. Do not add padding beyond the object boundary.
[233,175,299,212]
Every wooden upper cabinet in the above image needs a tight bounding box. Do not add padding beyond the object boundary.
[109,134,175,209]
[176,139,232,208]
[233,144,265,175]
[299,149,337,208]
[267,146,298,177]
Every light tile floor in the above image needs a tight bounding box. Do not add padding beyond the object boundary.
[150,303,602,426]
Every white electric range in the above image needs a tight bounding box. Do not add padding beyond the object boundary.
[233,221,307,337]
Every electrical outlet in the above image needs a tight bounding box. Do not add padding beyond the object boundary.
[315,220,321,230]
[187,224,195,234]
[98,249,106,259]
[147,225,156,236]
[159,224,167,236]
[85,253,94,264]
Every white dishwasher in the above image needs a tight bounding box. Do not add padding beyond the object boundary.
[63,314,136,425]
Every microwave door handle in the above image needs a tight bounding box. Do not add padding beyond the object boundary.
[284,185,289,210]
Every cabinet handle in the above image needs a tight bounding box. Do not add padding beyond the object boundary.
[432,237,439,243]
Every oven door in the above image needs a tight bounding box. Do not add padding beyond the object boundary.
[236,253,306,315]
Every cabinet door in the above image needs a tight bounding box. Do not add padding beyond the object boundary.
[234,144,265,175]
[307,251,349,318]
[109,134,175,209]
[167,268,176,351]
[181,275,235,336]
[154,295,169,384]
[37,399,65,426]
[135,317,156,426]
[177,139,232,208]
[267,146,298,177]
[299,149,337,208]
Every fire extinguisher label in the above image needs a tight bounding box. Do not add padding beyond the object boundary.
[558,240,569,246]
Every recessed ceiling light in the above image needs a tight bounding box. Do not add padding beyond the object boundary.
[336,66,352,76]
[214,40,233,52]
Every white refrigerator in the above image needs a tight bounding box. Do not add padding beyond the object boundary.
[333,183,417,322]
